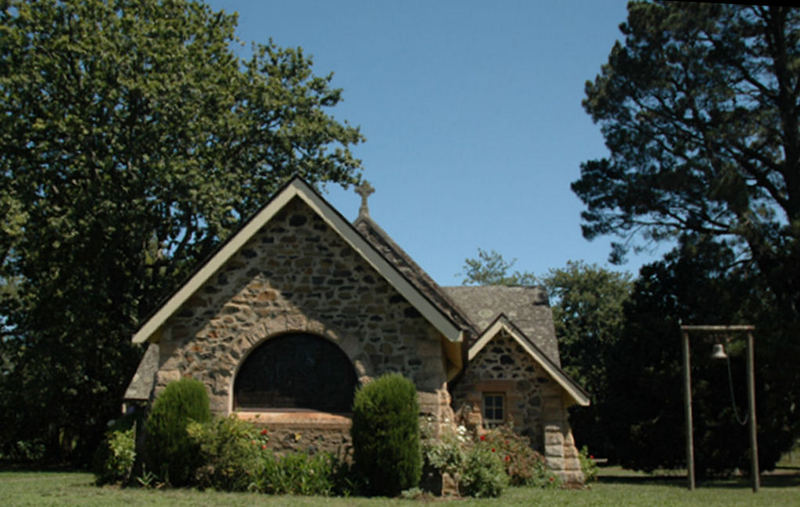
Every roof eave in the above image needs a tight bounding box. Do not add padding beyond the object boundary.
[469,314,590,407]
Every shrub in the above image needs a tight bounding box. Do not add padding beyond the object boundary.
[144,377,211,486]
[479,425,552,487]
[186,415,267,491]
[579,445,598,484]
[351,373,422,496]
[92,416,136,485]
[420,420,467,494]
[251,450,338,495]
[459,444,508,498]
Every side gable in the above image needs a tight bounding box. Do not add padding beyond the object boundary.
[132,177,463,345]
[443,285,561,366]
[470,314,590,407]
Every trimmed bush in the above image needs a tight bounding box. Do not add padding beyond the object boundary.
[186,415,266,491]
[144,377,210,486]
[351,373,422,496]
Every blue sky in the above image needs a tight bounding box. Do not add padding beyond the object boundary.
[206,0,669,285]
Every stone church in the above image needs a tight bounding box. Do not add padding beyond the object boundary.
[124,176,588,483]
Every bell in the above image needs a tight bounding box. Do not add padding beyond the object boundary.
[711,343,728,360]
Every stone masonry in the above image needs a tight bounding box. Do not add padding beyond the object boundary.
[151,196,452,452]
[127,180,588,484]
[452,330,583,484]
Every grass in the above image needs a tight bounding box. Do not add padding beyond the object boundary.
[0,467,798,506]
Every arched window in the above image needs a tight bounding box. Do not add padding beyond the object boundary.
[234,333,357,413]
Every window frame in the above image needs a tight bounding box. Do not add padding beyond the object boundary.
[233,333,358,414]
[482,392,506,428]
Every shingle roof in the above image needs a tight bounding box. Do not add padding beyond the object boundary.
[354,215,477,334]
[353,215,563,367]
[442,285,561,366]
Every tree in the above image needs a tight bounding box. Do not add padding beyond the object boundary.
[460,249,537,286]
[540,261,631,459]
[0,0,362,464]
[574,2,800,321]
[603,236,799,475]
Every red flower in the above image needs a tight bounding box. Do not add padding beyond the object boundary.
[479,435,486,441]
[491,448,495,452]
[261,444,267,450]
[549,476,554,482]
[504,455,510,462]
[261,428,268,435]
[590,455,595,460]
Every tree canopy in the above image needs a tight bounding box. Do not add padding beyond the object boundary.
[542,261,631,392]
[0,0,362,463]
[459,248,537,286]
[539,262,631,459]
[601,236,798,474]
[574,2,800,318]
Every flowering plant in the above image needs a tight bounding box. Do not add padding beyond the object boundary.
[578,445,598,484]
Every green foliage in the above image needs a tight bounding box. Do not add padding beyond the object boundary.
[478,426,553,487]
[540,261,632,459]
[460,249,537,286]
[578,5,800,472]
[8,469,800,506]
[92,418,136,486]
[420,421,467,494]
[575,2,800,335]
[422,426,467,480]
[578,446,598,484]
[186,415,267,492]
[251,450,339,496]
[144,378,211,486]
[351,373,422,496]
[421,421,558,497]
[602,237,799,476]
[459,444,508,498]
[0,0,362,465]
[542,261,632,390]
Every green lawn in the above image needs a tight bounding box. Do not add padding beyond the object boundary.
[0,468,798,506]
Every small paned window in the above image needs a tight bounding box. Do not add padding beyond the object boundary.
[482,393,505,428]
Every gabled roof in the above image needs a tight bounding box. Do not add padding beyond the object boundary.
[132,176,464,345]
[471,314,590,407]
[354,215,477,335]
[443,285,560,365]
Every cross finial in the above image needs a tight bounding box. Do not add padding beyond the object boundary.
[355,180,375,218]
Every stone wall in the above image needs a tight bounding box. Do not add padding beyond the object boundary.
[451,330,583,484]
[152,196,451,452]
[452,331,545,447]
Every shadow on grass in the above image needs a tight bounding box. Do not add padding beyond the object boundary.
[598,466,800,490]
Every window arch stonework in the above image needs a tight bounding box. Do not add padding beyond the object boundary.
[233,332,358,413]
